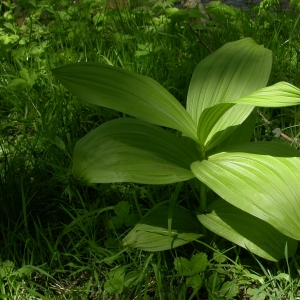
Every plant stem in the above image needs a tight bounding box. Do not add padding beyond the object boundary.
[197,144,207,213]
[188,22,213,54]
[198,144,206,161]
[199,181,207,213]
[198,181,207,236]
[257,109,300,148]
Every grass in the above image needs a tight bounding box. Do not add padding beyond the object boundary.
[0,0,300,298]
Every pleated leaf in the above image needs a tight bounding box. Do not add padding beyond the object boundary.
[73,118,199,184]
[187,38,272,124]
[197,103,235,145]
[52,62,197,141]
[204,105,254,150]
[191,142,300,240]
[198,199,298,261]
[123,205,203,251]
[229,82,300,107]
[207,111,256,155]
[198,103,254,150]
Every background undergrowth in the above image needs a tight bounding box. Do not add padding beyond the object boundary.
[0,0,300,298]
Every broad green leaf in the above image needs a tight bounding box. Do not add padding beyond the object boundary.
[174,253,208,276]
[73,118,198,184]
[123,205,203,251]
[207,111,256,155]
[52,62,197,141]
[197,103,235,145]
[187,38,272,124]
[203,105,254,150]
[191,142,300,240]
[188,38,271,150]
[229,82,300,107]
[198,199,298,261]
[197,103,254,150]
[114,201,130,219]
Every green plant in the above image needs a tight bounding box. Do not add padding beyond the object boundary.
[52,38,300,262]
[174,253,208,293]
[108,201,140,229]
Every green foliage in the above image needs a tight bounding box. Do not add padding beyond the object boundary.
[104,264,141,294]
[174,253,208,277]
[1,0,300,298]
[174,253,208,290]
[108,201,139,229]
[53,38,300,261]
[198,199,298,261]
[123,204,202,251]
[8,68,37,90]
[290,0,300,10]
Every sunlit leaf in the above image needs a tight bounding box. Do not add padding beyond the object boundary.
[207,111,256,155]
[191,142,300,240]
[197,103,235,145]
[187,38,271,150]
[123,205,203,251]
[197,103,254,150]
[229,82,300,107]
[198,199,298,261]
[187,38,272,123]
[73,118,198,184]
[52,62,197,141]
